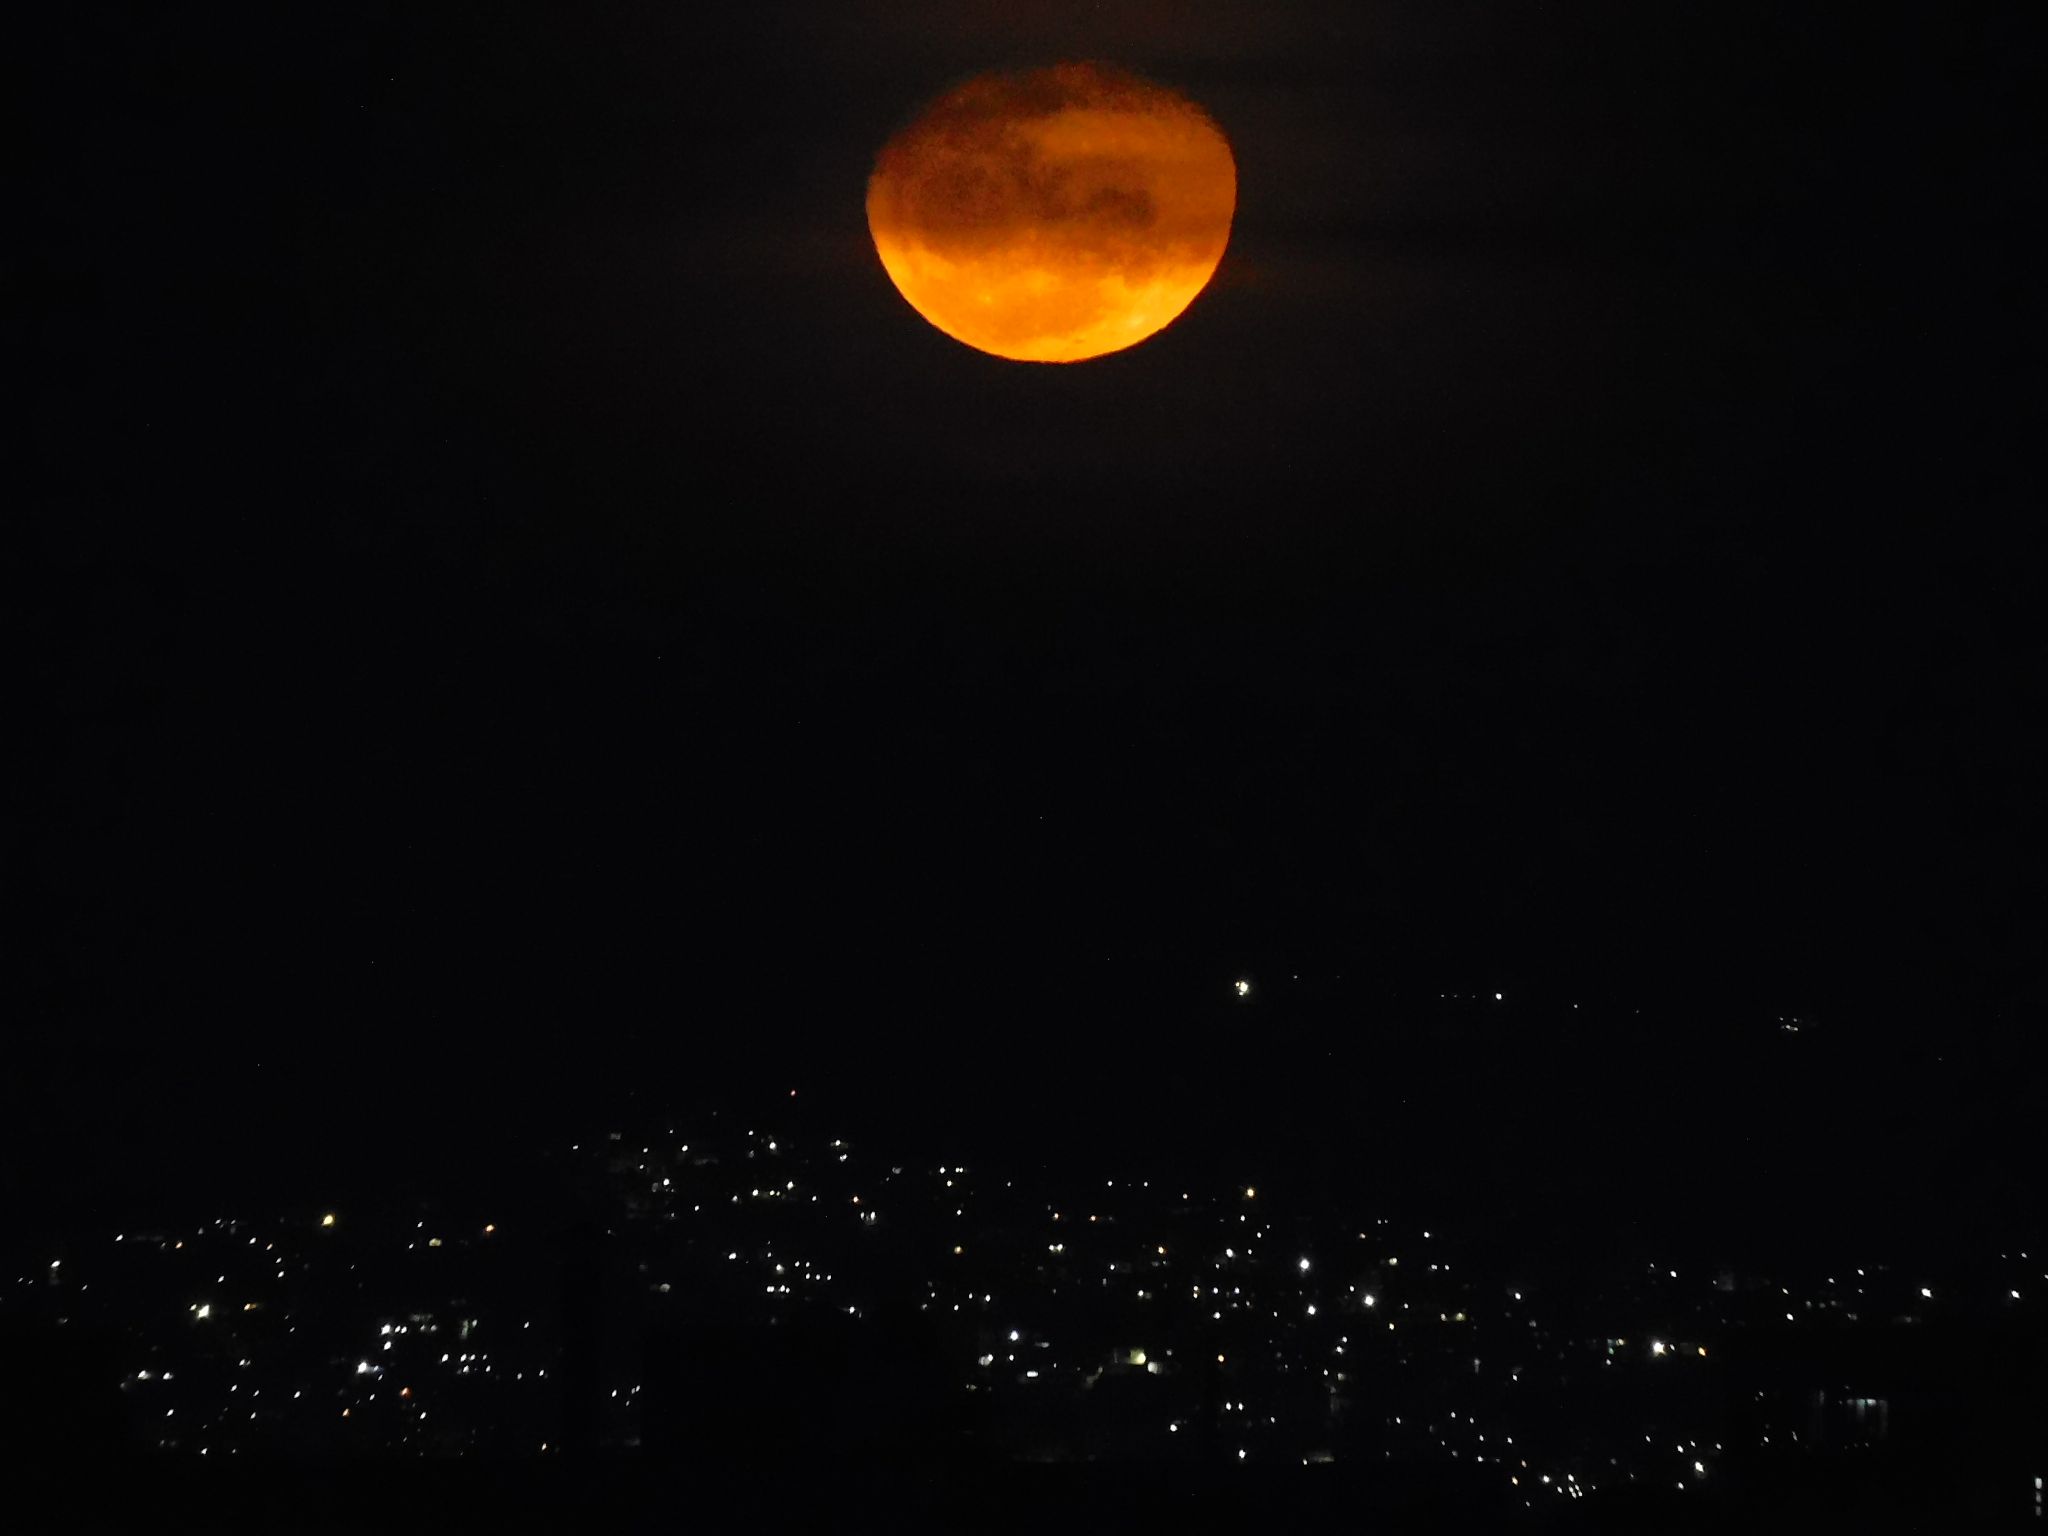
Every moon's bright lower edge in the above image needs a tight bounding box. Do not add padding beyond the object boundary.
[867,63,1237,364]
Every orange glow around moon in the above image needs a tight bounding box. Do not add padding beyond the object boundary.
[867,63,1237,363]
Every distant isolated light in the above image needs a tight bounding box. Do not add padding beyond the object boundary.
[1238,1449,1247,1460]
[193,1304,211,1320]
[2013,1290,2023,1300]
[1298,1257,1312,1273]
[320,1214,336,1228]
[1245,1187,1256,1200]
[1362,1294,1376,1308]
[1920,1287,1933,1299]
[1235,980,1251,997]
[1652,1341,1666,1356]
[1697,1346,1708,1357]
[1494,993,1503,1001]
[1306,1305,1317,1316]
[1009,1330,1020,1342]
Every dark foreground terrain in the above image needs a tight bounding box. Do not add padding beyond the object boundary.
[13,1451,2037,1536]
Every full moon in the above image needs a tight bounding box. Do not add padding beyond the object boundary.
[867,63,1237,363]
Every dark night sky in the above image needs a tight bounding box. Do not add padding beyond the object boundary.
[15,4,2042,1227]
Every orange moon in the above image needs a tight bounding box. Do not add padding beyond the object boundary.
[866,63,1237,363]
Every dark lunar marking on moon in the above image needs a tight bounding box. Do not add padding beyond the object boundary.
[1078,184,1156,228]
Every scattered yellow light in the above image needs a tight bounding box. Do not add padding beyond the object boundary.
[320,1214,336,1228]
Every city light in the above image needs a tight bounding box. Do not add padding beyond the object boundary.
[43,1097,2022,1486]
